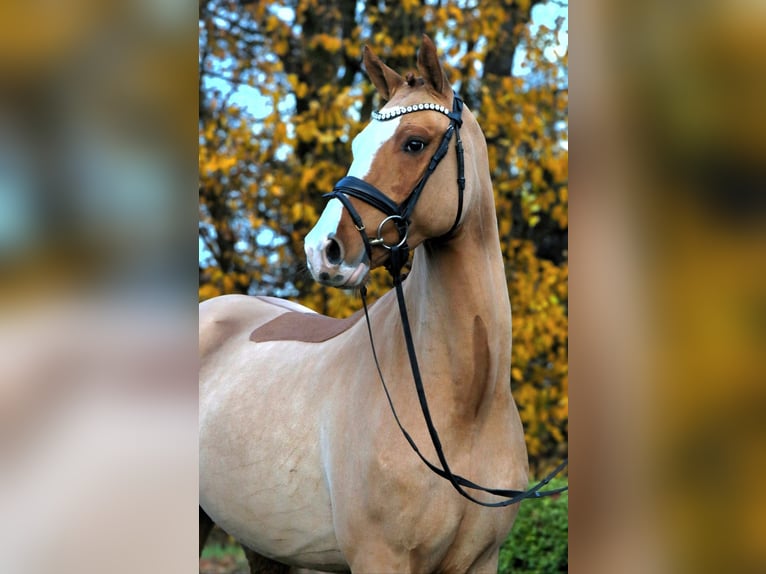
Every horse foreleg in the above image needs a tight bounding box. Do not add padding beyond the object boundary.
[199,506,214,556]
[241,546,291,574]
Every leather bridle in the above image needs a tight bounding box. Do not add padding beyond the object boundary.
[321,91,568,507]
[323,92,465,276]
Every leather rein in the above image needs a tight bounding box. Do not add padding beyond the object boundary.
[324,92,568,507]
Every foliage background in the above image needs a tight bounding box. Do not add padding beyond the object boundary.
[198,0,568,476]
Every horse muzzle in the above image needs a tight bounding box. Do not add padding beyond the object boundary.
[305,235,370,288]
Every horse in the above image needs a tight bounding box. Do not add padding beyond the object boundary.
[199,35,529,573]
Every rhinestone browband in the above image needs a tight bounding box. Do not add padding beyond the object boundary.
[371,102,451,122]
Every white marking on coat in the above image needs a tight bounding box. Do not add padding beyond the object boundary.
[347,117,401,178]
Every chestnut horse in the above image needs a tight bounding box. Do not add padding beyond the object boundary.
[199,36,528,573]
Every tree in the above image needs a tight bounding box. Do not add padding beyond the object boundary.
[199,0,568,474]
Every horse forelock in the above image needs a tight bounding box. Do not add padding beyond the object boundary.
[404,71,425,87]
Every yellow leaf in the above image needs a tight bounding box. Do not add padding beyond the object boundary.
[198,284,220,301]
[401,0,420,13]
[274,122,287,143]
[314,34,342,53]
[300,167,317,189]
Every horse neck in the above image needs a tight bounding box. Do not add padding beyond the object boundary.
[402,178,512,420]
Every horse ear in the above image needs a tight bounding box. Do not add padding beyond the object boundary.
[363,45,404,101]
[417,34,451,97]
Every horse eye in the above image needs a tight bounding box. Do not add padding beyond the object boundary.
[404,139,426,153]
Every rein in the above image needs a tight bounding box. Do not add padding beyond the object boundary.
[326,92,568,507]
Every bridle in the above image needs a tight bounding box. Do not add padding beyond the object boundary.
[322,91,568,507]
[323,92,466,275]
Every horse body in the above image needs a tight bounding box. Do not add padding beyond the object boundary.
[200,36,528,573]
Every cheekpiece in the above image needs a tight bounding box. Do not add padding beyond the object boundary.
[371,102,451,122]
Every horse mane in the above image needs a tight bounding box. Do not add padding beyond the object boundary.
[404,71,425,87]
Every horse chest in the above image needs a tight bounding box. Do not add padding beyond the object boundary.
[323,404,516,571]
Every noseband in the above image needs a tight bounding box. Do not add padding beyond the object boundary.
[323,92,465,277]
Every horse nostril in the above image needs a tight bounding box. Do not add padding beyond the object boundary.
[326,238,343,265]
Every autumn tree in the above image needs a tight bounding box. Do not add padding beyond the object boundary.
[199,0,568,474]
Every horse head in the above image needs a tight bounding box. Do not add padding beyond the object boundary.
[305,35,475,288]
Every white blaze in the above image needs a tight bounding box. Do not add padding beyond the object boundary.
[303,117,400,285]
[305,117,401,251]
[347,117,401,178]
[305,197,343,248]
